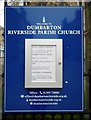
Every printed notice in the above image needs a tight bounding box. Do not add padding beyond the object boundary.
[31,45,56,82]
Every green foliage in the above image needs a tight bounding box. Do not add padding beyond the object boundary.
[73,114,81,120]
[25,114,33,120]
[16,114,23,120]
[64,114,71,120]
[35,114,43,120]
[44,114,52,120]
[54,114,62,120]
[6,115,14,120]
[82,114,89,120]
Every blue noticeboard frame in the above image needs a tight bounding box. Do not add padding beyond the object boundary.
[4,6,83,112]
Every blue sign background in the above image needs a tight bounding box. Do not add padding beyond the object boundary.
[4,6,83,112]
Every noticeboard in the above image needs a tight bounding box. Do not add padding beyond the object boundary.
[4,6,83,112]
[25,39,63,88]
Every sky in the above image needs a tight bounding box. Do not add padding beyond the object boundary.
[0,0,4,27]
[0,0,24,27]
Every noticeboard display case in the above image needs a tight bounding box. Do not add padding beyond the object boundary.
[4,6,83,112]
[25,39,63,88]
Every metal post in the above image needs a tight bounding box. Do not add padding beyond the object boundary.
[4,0,7,6]
[24,2,26,6]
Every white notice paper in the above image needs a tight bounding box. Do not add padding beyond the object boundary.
[31,45,56,82]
